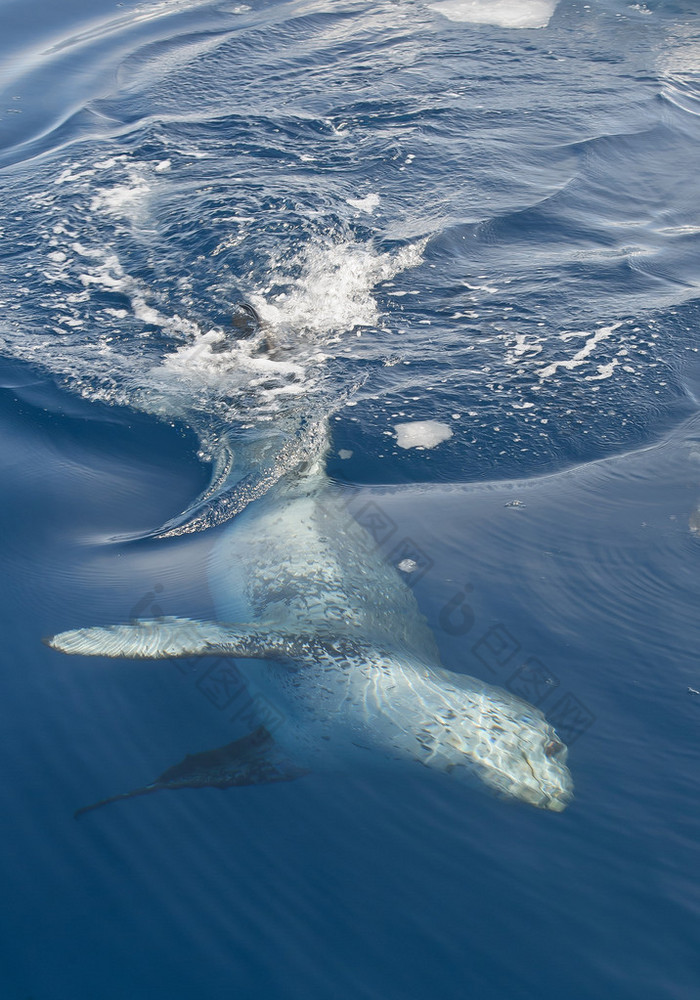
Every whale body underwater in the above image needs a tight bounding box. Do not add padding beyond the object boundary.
[48,435,574,816]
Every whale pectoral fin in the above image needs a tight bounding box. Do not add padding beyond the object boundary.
[47,617,365,666]
[45,616,236,659]
[75,725,309,818]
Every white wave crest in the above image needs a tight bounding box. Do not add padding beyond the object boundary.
[428,0,557,28]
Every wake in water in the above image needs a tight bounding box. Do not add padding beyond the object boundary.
[1,0,699,524]
[0,145,426,535]
[133,233,426,534]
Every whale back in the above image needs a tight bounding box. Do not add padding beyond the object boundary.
[208,479,440,665]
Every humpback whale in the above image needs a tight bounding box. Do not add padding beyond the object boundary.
[48,424,574,816]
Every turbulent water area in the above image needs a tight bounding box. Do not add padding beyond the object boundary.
[1,1,699,998]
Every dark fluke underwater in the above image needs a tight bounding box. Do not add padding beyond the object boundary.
[1,0,699,998]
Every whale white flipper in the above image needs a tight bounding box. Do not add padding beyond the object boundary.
[47,616,369,665]
[47,616,235,659]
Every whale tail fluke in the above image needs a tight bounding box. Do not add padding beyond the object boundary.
[74,725,309,819]
[151,415,332,539]
[74,785,157,819]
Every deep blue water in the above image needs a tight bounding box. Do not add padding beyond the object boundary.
[2,0,700,997]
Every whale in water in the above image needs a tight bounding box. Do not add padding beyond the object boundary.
[47,427,574,816]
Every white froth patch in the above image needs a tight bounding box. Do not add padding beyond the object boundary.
[539,323,622,380]
[585,359,618,381]
[397,558,418,573]
[89,162,159,225]
[347,193,380,214]
[394,420,453,449]
[252,239,425,338]
[75,248,201,343]
[428,0,556,27]
[165,330,306,387]
[511,332,542,357]
[90,182,151,226]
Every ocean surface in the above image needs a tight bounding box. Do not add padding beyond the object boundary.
[1,0,700,996]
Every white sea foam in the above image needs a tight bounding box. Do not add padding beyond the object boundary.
[347,193,380,214]
[538,323,622,381]
[165,329,306,386]
[585,359,618,382]
[250,238,425,341]
[1,141,427,511]
[394,420,453,449]
[428,0,557,28]
[157,237,426,427]
[90,179,151,224]
[11,221,424,437]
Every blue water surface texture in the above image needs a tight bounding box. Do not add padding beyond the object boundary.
[1,0,699,997]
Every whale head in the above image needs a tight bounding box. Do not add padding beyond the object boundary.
[419,669,574,811]
[468,713,574,813]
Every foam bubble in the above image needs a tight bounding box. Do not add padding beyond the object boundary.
[397,558,418,573]
[394,420,454,449]
[585,359,618,382]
